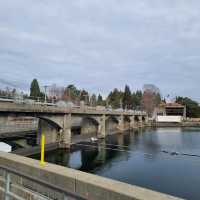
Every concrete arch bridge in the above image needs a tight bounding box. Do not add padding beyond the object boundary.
[0,102,148,150]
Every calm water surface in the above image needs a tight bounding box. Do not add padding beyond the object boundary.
[33,128,200,200]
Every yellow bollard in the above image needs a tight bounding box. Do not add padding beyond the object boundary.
[40,131,46,166]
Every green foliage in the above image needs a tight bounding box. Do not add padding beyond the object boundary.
[107,88,123,109]
[105,88,143,109]
[97,94,105,106]
[30,79,41,99]
[122,85,132,109]
[67,85,81,98]
[27,80,161,110]
[155,93,162,106]
[132,90,142,109]
[63,85,81,102]
[176,96,200,118]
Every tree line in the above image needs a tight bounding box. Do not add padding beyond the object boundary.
[5,79,200,118]
[29,79,162,113]
[176,96,200,118]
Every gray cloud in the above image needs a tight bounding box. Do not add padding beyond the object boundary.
[0,0,200,101]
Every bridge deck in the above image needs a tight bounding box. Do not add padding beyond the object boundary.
[0,102,146,116]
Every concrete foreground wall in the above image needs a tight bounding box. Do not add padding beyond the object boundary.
[0,152,182,200]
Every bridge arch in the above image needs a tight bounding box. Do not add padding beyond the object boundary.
[81,117,99,127]
[124,116,131,129]
[0,113,64,147]
[142,116,146,122]
[80,117,99,136]
[106,116,119,124]
[134,115,139,122]
[36,115,65,145]
[38,117,62,130]
[71,116,100,140]
[105,116,119,134]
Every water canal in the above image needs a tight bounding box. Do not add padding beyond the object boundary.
[31,127,200,200]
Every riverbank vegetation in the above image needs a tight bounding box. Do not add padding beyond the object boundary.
[1,79,200,118]
[176,96,200,118]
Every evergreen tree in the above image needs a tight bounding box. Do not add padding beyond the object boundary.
[67,85,81,98]
[63,85,81,102]
[97,94,104,106]
[132,90,142,109]
[155,93,162,105]
[107,88,123,109]
[30,79,41,99]
[122,85,132,110]
[176,96,200,118]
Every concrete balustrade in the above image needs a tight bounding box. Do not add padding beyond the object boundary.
[0,152,182,200]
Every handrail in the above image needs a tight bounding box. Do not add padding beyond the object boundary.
[0,165,86,200]
[0,97,147,115]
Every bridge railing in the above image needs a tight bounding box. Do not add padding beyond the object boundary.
[0,123,38,134]
[0,97,147,116]
[0,165,86,200]
[0,151,182,200]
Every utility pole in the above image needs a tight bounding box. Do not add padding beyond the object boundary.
[44,85,48,104]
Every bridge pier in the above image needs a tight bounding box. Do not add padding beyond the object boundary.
[98,115,106,138]
[138,116,143,127]
[61,114,72,148]
[37,119,58,145]
[145,116,149,126]
[117,115,124,131]
[130,116,135,129]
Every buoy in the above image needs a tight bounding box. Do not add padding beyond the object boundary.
[90,137,98,142]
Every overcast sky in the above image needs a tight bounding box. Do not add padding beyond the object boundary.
[0,0,200,101]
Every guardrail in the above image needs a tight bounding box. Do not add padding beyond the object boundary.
[0,151,182,200]
[0,96,147,115]
[0,165,86,200]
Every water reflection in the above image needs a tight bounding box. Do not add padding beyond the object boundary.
[32,128,200,200]
[69,151,82,169]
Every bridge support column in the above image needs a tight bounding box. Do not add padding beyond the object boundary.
[145,116,149,126]
[130,116,135,129]
[37,119,58,145]
[98,115,106,138]
[118,115,124,132]
[139,116,143,127]
[61,114,72,148]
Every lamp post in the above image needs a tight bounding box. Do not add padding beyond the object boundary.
[44,86,47,104]
[44,85,51,104]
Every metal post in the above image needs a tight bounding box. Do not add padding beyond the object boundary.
[44,85,48,104]
[40,130,46,166]
[4,171,10,200]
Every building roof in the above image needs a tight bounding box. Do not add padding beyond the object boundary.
[159,102,185,108]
